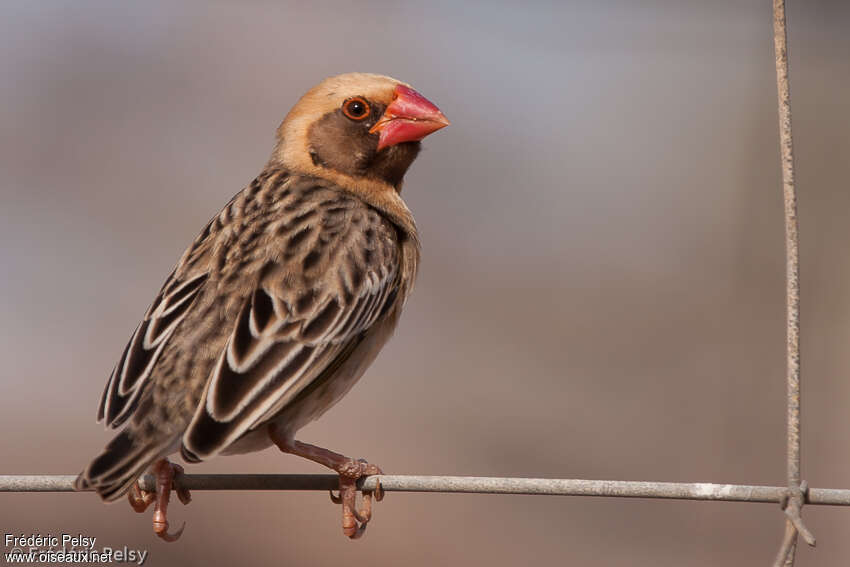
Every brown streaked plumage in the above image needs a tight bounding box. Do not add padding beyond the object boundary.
[75,72,449,540]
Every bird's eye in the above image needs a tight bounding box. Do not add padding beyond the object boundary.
[342,97,370,120]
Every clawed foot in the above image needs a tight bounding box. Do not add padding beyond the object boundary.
[127,459,191,542]
[268,430,386,540]
[329,459,384,539]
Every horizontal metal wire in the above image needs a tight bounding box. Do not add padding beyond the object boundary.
[2,474,850,506]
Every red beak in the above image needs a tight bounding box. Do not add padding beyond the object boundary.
[370,84,450,151]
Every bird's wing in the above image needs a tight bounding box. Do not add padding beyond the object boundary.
[180,191,402,461]
[95,194,223,430]
[97,269,209,428]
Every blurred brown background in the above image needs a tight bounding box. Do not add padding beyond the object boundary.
[2,1,849,565]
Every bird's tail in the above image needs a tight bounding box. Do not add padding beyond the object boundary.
[75,429,170,501]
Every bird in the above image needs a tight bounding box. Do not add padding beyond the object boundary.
[74,72,449,541]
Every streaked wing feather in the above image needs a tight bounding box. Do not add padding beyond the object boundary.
[97,271,209,428]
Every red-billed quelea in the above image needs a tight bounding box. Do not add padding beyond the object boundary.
[75,73,449,540]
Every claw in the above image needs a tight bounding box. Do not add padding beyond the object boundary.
[329,490,342,504]
[355,490,373,524]
[128,481,155,513]
[176,489,192,506]
[172,465,192,505]
[348,522,368,540]
[131,458,192,543]
[153,517,185,543]
[164,523,186,542]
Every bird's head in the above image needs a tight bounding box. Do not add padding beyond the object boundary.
[270,73,449,193]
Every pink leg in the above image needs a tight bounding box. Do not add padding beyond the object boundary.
[269,427,384,539]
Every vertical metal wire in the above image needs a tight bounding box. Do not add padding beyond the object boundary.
[771,1,815,565]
